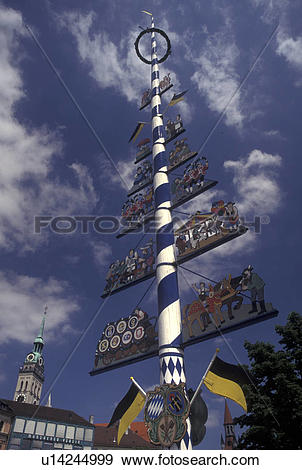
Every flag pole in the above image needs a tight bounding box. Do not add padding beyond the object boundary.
[130,376,147,397]
[190,348,220,406]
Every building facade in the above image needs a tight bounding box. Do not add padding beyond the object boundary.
[0,401,14,450]
[221,399,237,450]
[1,400,94,450]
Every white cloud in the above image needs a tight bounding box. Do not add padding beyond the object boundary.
[89,239,112,268]
[224,149,282,214]
[264,129,281,137]
[60,11,189,115]
[0,271,80,345]
[206,408,221,428]
[191,31,244,128]
[0,5,98,251]
[249,0,289,24]
[276,30,302,72]
[59,11,150,104]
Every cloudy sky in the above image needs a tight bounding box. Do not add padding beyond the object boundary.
[0,0,301,450]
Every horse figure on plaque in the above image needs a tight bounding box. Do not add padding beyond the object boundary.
[182,268,276,343]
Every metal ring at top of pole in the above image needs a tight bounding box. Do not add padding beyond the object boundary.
[134,28,171,64]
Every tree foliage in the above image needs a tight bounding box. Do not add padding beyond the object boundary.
[234,312,302,449]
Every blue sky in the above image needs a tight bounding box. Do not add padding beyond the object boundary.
[0,0,301,449]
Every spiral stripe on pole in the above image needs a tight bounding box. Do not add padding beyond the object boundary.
[150,18,192,449]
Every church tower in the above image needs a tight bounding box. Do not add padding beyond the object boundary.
[13,307,47,405]
[222,399,237,450]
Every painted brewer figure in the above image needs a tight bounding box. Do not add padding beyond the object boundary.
[239,265,266,314]
[192,282,211,326]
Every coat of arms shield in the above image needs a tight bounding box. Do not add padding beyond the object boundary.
[144,383,190,447]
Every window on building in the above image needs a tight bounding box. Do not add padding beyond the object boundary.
[20,380,23,391]
[24,420,36,434]
[45,422,55,437]
[84,428,93,442]
[0,421,3,432]
[25,381,28,391]
[75,427,84,440]
[35,421,46,435]
[65,426,75,440]
[14,419,25,433]
[54,443,63,449]
[43,442,54,450]
[73,444,83,450]
[21,438,32,450]
[9,437,21,449]
[17,395,24,402]
[32,440,43,449]
[56,424,65,438]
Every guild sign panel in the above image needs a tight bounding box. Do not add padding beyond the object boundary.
[102,239,155,297]
[92,308,158,374]
[181,268,278,347]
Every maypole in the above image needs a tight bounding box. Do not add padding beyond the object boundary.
[92,9,278,451]
[148,16,191,449]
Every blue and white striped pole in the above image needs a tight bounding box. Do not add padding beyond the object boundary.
[150,17,192,450]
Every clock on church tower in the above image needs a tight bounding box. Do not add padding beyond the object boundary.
[13,308,47,405]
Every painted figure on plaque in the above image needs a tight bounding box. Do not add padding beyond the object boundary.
[132,161,152,188]
[121,187,154,225]
[141,88,151,108]
[171,157,209,203]
[239,265,266,314]
[182,268,275,343]
[207,284,225,328]
[168,138,191,167]
[175,202,245,258]
[136,138,151,161]
[159,72,171,90]
[103,240,155,294]
[211,200,240,231]
[192,282,211,326]
[165,114,184,140]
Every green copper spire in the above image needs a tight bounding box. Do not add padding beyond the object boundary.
[33,305,47,354]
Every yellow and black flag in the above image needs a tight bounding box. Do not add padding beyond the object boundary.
[107,382,146,444]
[204,356,250,412]
[168,90,188,106]
[128,122,145,143]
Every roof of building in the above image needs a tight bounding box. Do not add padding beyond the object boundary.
[0,399,92,427]
[224,399,233,425]
[129,421,150,442]
[94,423,156,450]
[0,400,14,416]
